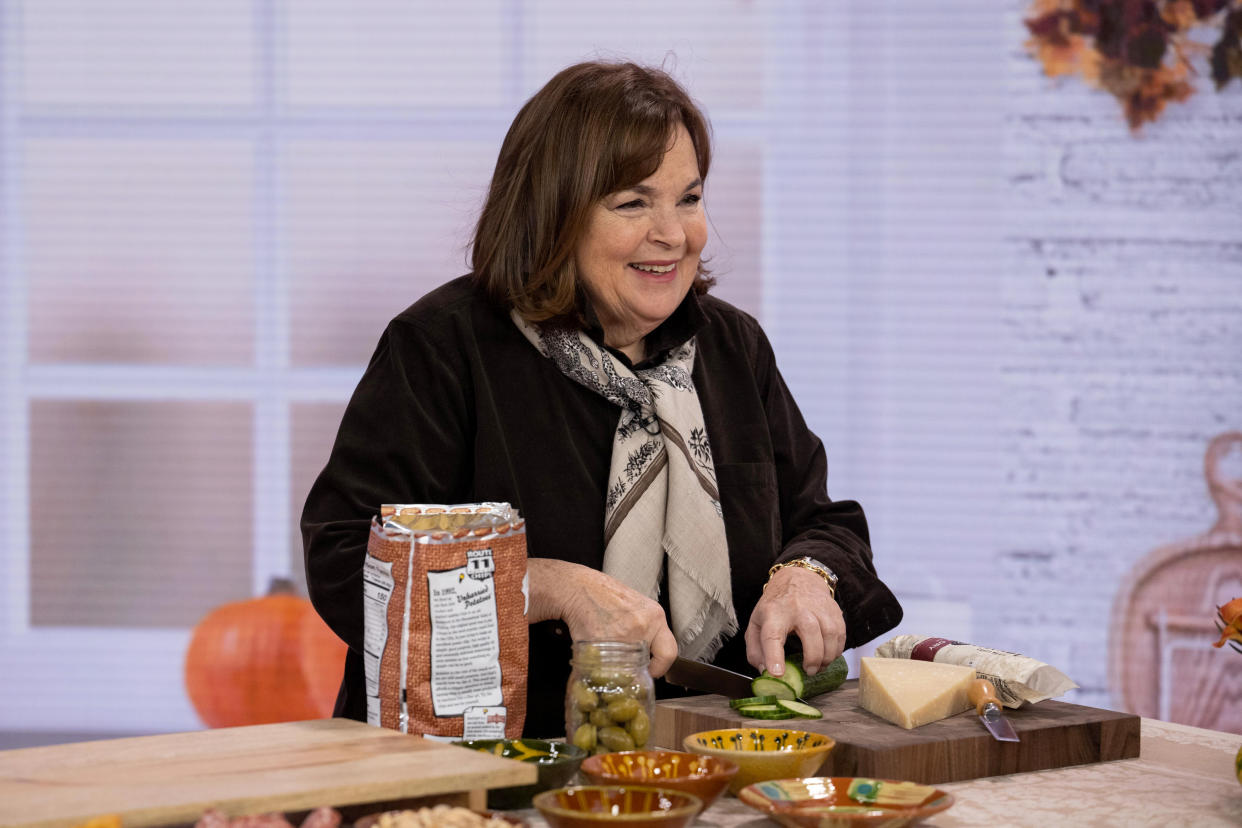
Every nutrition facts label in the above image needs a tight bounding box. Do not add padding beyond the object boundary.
[362,556,394,699]
[427,551,503,716]
[362,555,395,728]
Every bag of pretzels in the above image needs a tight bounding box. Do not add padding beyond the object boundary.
[364,502,528,738]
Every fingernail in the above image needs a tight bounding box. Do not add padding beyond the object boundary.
[770,663,782,674]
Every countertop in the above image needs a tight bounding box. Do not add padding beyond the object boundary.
[515,718,1242,827]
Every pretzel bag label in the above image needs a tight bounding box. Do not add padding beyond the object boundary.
[364,503,528,738]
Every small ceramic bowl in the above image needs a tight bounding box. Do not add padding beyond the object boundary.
[737,777,955,827]
[580,750,738,811]
[682,728,835,794]
[532,785,701,828]
[452,738,587,810]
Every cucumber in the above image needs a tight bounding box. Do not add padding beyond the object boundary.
[751,655,848,701]
[800,655,848,698]
[776,699,822,719]
[736,703,796,720]
[729,695,779,710]
[750,676,797,700]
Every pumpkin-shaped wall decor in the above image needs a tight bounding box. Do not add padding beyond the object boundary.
[185,577,347,728]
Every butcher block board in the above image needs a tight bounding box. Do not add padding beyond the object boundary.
[0,718,536,828]
[654,679,1140,784]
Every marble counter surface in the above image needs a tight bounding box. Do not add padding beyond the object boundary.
[511,719,1242,828]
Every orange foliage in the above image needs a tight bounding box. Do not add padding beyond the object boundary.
[1024,0,1240,130]
[1030,32,1094,77]
[1123,62,1195,129]
[1214,597,1242,649]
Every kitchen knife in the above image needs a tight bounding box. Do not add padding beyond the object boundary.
[664,657,755,698]
[968,678,1020,742]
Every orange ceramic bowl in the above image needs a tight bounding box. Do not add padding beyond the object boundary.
[683,728,834,794]
[580,750,739,811]
[532,785,701,828]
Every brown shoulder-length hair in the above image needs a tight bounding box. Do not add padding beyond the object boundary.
[471,61,714,323]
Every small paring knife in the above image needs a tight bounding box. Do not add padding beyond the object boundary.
[968,678,1020,742]
[664,657,755,699]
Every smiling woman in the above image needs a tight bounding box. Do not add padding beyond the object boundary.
[575,125,707,363]
[300,60,903,737]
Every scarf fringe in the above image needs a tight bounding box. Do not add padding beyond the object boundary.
[665,547,739,662]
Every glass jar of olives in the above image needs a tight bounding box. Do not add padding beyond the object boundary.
[564,640,655,755]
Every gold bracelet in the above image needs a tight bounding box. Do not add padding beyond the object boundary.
[766,557,838,599]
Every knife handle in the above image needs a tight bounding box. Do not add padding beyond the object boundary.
[968,678,1001,715]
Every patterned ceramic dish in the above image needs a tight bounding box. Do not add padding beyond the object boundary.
[682,728,834,794]
[452,738,586,810]
[532,785,701,828]
[580,749,738,811]
[738,777,955,827]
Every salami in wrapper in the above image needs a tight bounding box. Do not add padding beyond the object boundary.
[364,503,528,738]
[874,634,1077,708]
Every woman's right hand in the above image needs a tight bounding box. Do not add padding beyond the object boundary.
[526,558,678,677]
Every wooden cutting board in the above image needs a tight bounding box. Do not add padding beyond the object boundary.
[0,718,536,828]
[653,680,1141,784]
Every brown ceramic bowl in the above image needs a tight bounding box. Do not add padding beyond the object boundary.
[532,785,701,828]
[580,750,738,811]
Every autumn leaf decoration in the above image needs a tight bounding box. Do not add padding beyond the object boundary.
[1025,0,1242,130]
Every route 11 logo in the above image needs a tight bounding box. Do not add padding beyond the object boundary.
[466,548,495,582]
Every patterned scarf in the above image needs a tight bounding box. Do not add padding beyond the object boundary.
[512,310,738,661]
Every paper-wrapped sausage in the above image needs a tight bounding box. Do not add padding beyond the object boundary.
[365,503,527,737]
[874,635,1077,708]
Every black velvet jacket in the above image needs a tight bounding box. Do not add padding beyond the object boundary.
[301,276,902,736]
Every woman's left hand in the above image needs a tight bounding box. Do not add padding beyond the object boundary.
[744,565,845,678]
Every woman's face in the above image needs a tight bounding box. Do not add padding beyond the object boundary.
[575,123,707,355]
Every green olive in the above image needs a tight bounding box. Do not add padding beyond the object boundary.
[606,697,640,722]
[627,709,650,748]
[571,723,597,752]
[570,681,599,712]
[597,726,636,752]
[589,708,614,728]
[590,668,631,687]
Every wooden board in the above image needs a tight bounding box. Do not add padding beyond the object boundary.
[0,718,536,828]
[653,680,1141,785]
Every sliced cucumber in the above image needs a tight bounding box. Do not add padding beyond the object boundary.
[750,676,797,700]
[776,699,823,719]
[729,695,779,710]
[736,703,796,720]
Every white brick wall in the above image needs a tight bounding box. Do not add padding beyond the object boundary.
[995,0,1242,709]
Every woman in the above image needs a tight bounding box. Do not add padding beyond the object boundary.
[302,61,902,737]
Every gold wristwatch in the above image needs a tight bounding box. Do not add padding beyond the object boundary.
[766,556,839,599]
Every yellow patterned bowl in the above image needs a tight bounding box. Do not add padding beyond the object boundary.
[580,750,738,811]
[682,728,835,794]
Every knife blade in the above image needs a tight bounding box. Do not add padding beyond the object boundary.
[968,678,1020,742]
[664,657,755,698]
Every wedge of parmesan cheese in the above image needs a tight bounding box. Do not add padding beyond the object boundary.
[859,656,976,729]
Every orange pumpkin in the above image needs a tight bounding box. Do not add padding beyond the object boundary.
[185,578,347,728]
